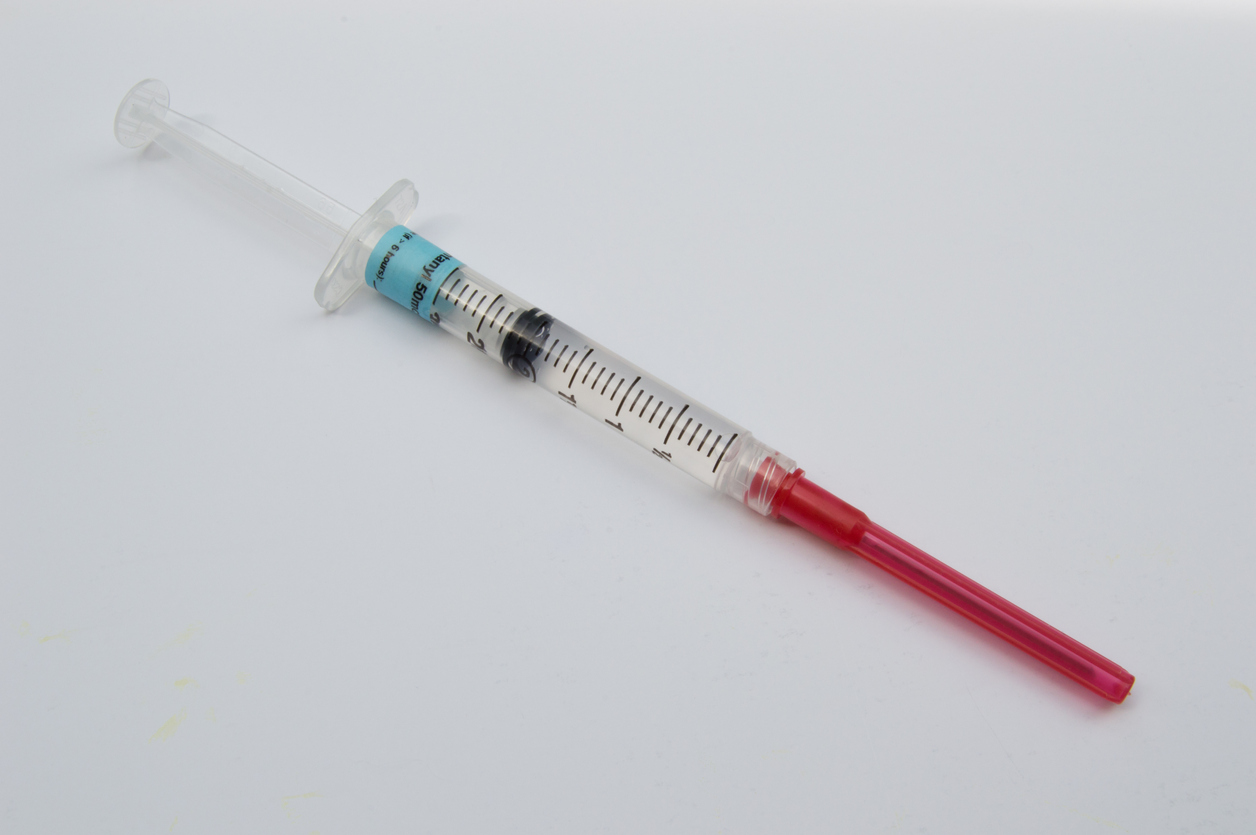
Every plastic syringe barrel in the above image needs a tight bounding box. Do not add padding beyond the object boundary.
[773,475,1135,703]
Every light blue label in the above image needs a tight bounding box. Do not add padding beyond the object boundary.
[366,226,463,321]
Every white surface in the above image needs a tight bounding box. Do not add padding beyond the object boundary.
[2,1,1254,832]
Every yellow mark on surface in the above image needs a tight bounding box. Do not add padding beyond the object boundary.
[150,709,187,743]
[1189,586,1217,607]
[206,708,217,722]
[39,630,72,643]
[170,816,178,831]
[281,792,323,819]
[174,677,199,690]
[236,672,251,684]
[1230,679,1254,700]
[17,621,30,636]
[1105,553,1121,566]
[158,624,202,652]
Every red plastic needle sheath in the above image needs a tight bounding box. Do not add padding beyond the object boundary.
[771,473,1135,703]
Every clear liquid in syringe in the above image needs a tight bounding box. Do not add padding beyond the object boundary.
[426,263,747,489]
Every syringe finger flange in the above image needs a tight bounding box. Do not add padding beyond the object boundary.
[315,180,419,311]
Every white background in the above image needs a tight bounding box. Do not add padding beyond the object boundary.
[2,1,1254,832]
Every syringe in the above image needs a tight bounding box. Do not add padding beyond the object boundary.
[114,79,1135,703]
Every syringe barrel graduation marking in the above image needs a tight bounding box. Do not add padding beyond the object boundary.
[114,79,1134,703]
[444,273,750,489]
[364,226,756,492]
